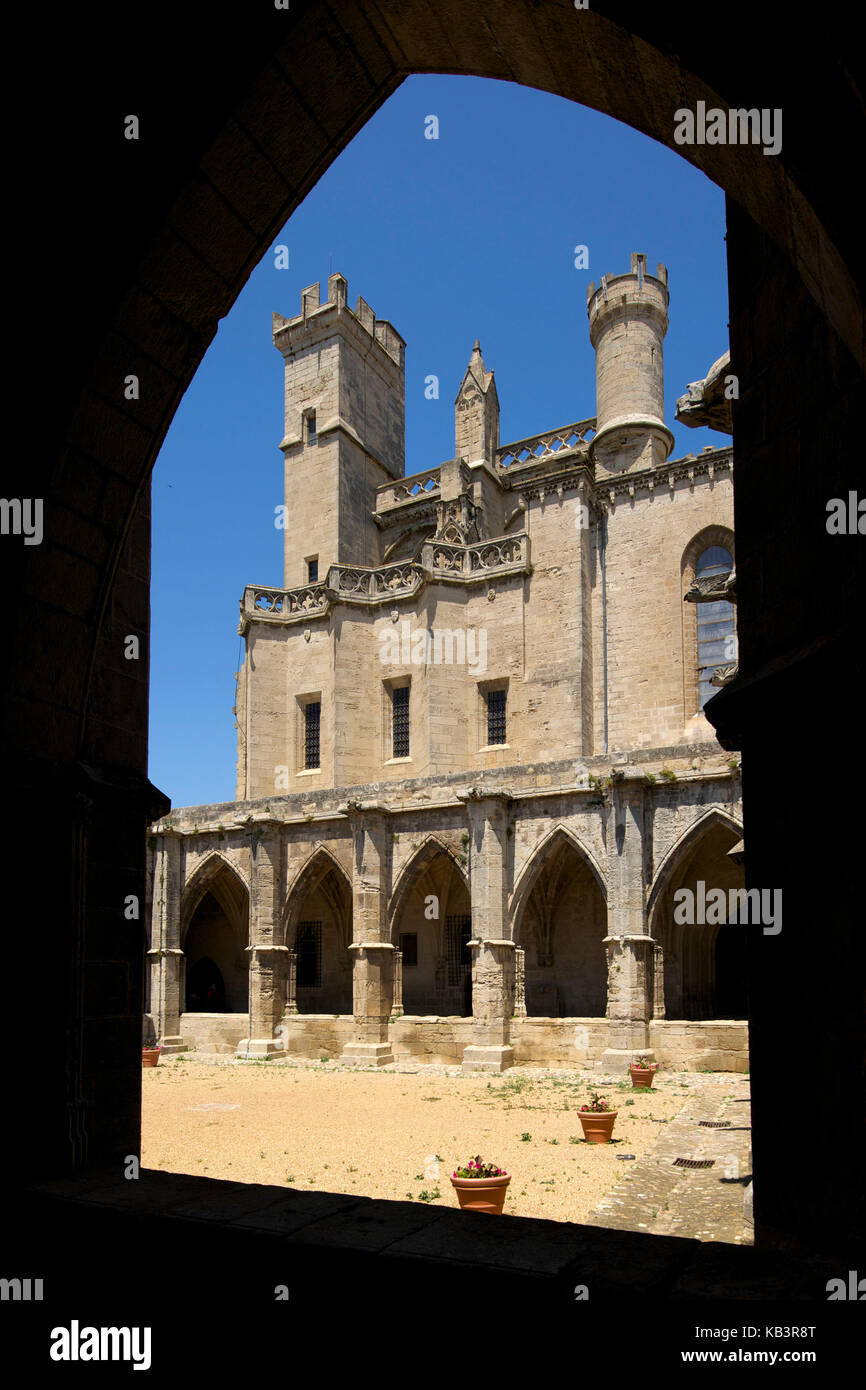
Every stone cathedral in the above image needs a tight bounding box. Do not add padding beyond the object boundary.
[145,252,747,1074]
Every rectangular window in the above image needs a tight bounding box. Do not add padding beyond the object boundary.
[445,915,472,986]
[399,933,418,968]
[307,557,319,584]
[486,687,507,745]
[304,700,321,769]
[297,920,322,989]
[392,683,410,758]
[307,411,317,446]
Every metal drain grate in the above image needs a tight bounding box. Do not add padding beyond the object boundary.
[673,1157,716,1169]
[699,1120,731,1128]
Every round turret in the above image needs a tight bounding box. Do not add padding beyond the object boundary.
[587,253,674,476]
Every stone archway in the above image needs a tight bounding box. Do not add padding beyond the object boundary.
[284,849,353,1014]
[390,839,472,1016]
[513,830,608,1018]
[650,814,746,1020]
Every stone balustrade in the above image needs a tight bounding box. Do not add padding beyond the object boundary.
[496,418,596,470]
[376,467,441,511]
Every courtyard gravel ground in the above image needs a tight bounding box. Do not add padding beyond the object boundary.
[142,1058,750,1230]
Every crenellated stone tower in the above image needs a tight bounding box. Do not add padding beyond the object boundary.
[587,252,675,477]
[272,273,406,585]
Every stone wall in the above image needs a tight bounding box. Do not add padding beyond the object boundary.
[649,1020,749,1073]
[179,1013,251,1054]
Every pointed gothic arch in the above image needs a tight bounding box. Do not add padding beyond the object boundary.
[511,826,608,1017]
[180,853,250,1013]
[180,851,249,944]
[283,845,353,1013]
[649,808,747,1021]
[510,825,607,928]
[389,834,471,1016]
[388,834,469,938]
[648,808,743,920]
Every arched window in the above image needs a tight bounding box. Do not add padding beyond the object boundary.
[695,545,735,709]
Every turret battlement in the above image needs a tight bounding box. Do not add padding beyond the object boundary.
[272,272,405,368]
[587,253,669,341]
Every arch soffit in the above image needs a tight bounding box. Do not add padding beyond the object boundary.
[648,807,744,921]
[180,851,250,940]
[284,845,352,918]
[510,824,607,926]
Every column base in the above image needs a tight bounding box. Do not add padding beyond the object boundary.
[158,1036,189,1055]
[235,1038,285,1060]
[600,1048,653,1075]
[340,1042,394,1067]
[461,1045,514,1074]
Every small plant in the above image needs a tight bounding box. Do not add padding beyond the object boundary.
[319,1055,329,1063]
[453,1156,506,1179]
[728,759,740,771]
[659,768,677,783]
[460,832,470,847]
[417,1188,441,1203]
[520,1132,532,1142]
[580,1091,613,1113]
[644,773,657,784]
[142,1041,161,1052]
[631,1056,658,1071]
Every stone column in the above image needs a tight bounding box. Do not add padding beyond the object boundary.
[458,787,515,1072]
[601,778,654,1072]
[392,948,404,1018]
[149,830,187,1053]
[513,946,527,1017]
[284,951,298,1015]
[652,942,665,1019]
[340,802,395,1066]
[237,820,289,1057]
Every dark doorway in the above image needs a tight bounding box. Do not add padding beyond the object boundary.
[186,956,226,1012]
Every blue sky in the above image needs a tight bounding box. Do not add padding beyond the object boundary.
[149,73,728,810]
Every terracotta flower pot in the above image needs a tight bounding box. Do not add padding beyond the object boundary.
[450,1173,511,1214]
[629,1066,656,1089]
[142,1048,161,1068]
[578,1110,617,1143]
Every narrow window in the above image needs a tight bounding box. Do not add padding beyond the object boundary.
[307,411,317,445]
[486,687,507,745]
[296,920,322,989]
[445,915,472,986]
[307,557,318,584]
[392,683,410,758]
[399,933,418,968]
[304,700,321,769]
[695,546,736,709]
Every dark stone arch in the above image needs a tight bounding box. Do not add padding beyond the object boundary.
[6,1,861,1264]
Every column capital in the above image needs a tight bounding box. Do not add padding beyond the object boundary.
[457,785,513,806]
[341,799,391,818]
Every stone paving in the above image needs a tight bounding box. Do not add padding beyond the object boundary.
[586,1074,752,1243]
